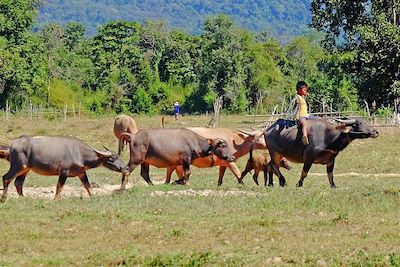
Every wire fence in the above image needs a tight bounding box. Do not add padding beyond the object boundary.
[2,101,84,121]
[1,100,399,128]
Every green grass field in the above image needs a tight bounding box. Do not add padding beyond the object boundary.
[0,115,399,266]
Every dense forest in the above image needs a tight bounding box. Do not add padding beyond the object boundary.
[36,0,312,40]
[0,0,399,115]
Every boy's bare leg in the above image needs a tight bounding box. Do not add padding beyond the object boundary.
[299,118,309,145]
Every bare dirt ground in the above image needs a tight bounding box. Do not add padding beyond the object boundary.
[2,172,399,200]
[1,183,134,199]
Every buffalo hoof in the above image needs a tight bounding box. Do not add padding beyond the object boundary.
[113,188,125,194]
[296,181,303,187]
[0,196,6,203]
[267,183,274,187]
[238,178,244,185]
[173,179,186,185]
[330,184,337,189]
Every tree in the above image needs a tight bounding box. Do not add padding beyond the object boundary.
[195,14,250,112]
[246,40,285,112]
[64,22,85,51]
[0,0,40,44]
[0,0,46,108]
[90,20,142,111]
[355,11,400,105]
[311,0,400,106]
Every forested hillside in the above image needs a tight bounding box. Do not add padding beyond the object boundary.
[1,1,398,116]
[37,0,312,40]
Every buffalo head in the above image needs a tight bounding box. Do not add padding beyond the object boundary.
[237,129,267,149]
[335,118,379,139]
[94,149,129,174]
[208,138,236,162]
[279,157,291,170]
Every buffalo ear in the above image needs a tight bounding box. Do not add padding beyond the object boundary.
[336,125,351,133]
[214,138,225,147]
[237,132,250,141]
[207,138,225,147]
[94,149,112,158]
[119,133,132,143]
[207,139,216,146]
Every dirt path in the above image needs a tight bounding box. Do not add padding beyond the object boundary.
[1,183,135,199]
[1,172,398,199]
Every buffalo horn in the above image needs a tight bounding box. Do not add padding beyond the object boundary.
[237,129,258,136]
[334,118,356,124]
[94,148,112,158]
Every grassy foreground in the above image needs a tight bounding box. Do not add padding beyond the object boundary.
[0,114,399,266]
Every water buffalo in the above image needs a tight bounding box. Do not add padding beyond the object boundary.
[169,127,267,186]
[0,135,128,202]
[263,118,378,188]
[119,128,235,188]
[240,148,291,186]
[113,114,138,155]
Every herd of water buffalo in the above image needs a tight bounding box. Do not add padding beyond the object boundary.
[0,114,379,202]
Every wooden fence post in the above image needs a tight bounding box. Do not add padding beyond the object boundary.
[29,100,33,119]
[64,105,67,121]
[6,100,9,120]
[208,96,223,128]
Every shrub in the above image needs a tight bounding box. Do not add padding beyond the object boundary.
[48,79,82,109]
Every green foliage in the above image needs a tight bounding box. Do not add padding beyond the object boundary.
[247,40,286,112]
[0,0,39,43]
[0,33,47,107]
[355,14,400,105]
[3,1,395,115]
[311,0,400,107]
[131,87,154,114]
[48,78,82,109]
[83,89,109,114]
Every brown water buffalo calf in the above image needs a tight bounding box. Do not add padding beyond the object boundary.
[0,135,128,202]
[119,128,235,188]
[240,148,291,186]
[113,114,138,155]
[263,118,378,188]
[169,127,267,186]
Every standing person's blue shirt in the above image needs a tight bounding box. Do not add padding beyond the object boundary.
[173,102,180,120]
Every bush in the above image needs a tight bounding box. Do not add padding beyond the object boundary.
[83,89,109,114]
[131,87,154,114]
[48,79,83,109]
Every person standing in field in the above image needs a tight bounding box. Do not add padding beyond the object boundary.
[286,81,311,145]
[173,101,180,121]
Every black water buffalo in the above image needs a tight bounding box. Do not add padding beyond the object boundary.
[263,118,378,188]
[119,128,235,188]
[0,135,128,202]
